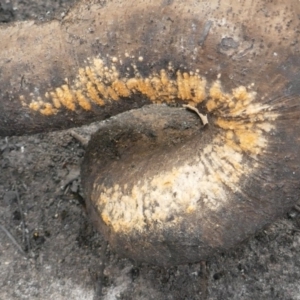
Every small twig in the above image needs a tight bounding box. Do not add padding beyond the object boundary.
[294,204,300,213]
[64,184,70,195]
[0,224,26,256]
[94,242,108,298]
[15,187,25,242]
[14,185,30,252]
[69,130,89,147]
[183,104,209,126]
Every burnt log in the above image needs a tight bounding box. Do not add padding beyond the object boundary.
[1,0,300,265]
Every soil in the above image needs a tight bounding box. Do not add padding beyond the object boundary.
[1,1,300,299]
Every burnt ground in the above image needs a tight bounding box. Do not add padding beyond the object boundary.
[1,1,300,299]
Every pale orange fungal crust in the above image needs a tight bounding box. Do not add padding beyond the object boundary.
[21,57,211,115]
[20,54,279,233]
